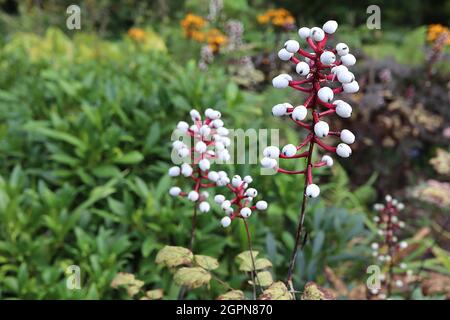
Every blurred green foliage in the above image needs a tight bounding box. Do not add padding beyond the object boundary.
[0,2,448,300]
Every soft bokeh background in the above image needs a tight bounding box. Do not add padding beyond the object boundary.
[0,0,449,299]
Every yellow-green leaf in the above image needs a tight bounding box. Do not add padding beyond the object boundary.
[249,271,273,287]
[145,289,164,300]
[236,250,259,271]
[301,282,335,300]
[111,272,143,290]
[110,272,136,288]
[174,267,211,289]
[217,290,245,300]
[155,246,193,267]
[239,258,273,272]
[194,255,219,270]
[259,281,293,300]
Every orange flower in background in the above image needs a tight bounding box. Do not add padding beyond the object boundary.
[257,8,295,29]
[427,24,450,45]
[205,28,228,53]
[181,14,207,39]
[128,27,146,41]
[179,13,227,53]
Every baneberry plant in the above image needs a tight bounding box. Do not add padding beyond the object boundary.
[169,108,231,249]
[370,195,410,299]
[260,20,358,292]
[212,173,269,298]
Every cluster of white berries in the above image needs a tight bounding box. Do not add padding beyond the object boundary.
[168,108,230,213]
[370,195,412,298]
[264,20,358,199]
[213,174,268,228]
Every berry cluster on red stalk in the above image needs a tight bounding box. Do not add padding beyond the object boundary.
[370,195,410,299]
[168,108,231,248]
[262,20,358,198]
[212,174,268,228]
[261,20,358,292]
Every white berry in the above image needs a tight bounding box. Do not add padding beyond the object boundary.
[188,191,199,202]
[176,121,189,133]
[322,20,338,34]
[278,48,293,61]
[272,103,288,117]
[263,146,280,159]
[169,187,181,197]
[168,166,180,177]
[306,184,320,198]
[195,141,207,153]
[336,143,352,158]
[231,175,242,187]
[256,200,268,210]
[190,109,201,121]
[310,27,325,41]
[261,157,277,169]
[240,207,252,218]
[334,100,352,118]
[199,201,210,213]
[341,53,356,66]
[314,121,330,138]
[282,144,297,157]
[221,216,231,228]
[337,71,355,84]
[317,87,334,103]
[292,105,307,121]
[335,43,349,56]
[320,51,336,65]
[198,159,210,171]
[284,40,300,53]
[181,163,193,177]
[208,171,219,182]
[340,129,355,144]
[296,61,310,76]
[321,155,334,167]
[214,194,225,204]
[298,27,311,39]
[342,81,359,93]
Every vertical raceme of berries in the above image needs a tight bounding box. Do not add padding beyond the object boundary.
[370,195,410,299]
[262,20,358,294]
[169,108,231,250]
[213,173,269,299]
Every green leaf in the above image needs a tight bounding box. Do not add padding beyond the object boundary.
[239,258,273,272]
[250,271,273,287]
[194,255,219,270]
[259,282,292,300]
[236,250,259,264]
[174,267,211,289]
[114,151,144,164]
[155,246,193,267]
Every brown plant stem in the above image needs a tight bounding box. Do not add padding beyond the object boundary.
[243,218,259,300]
